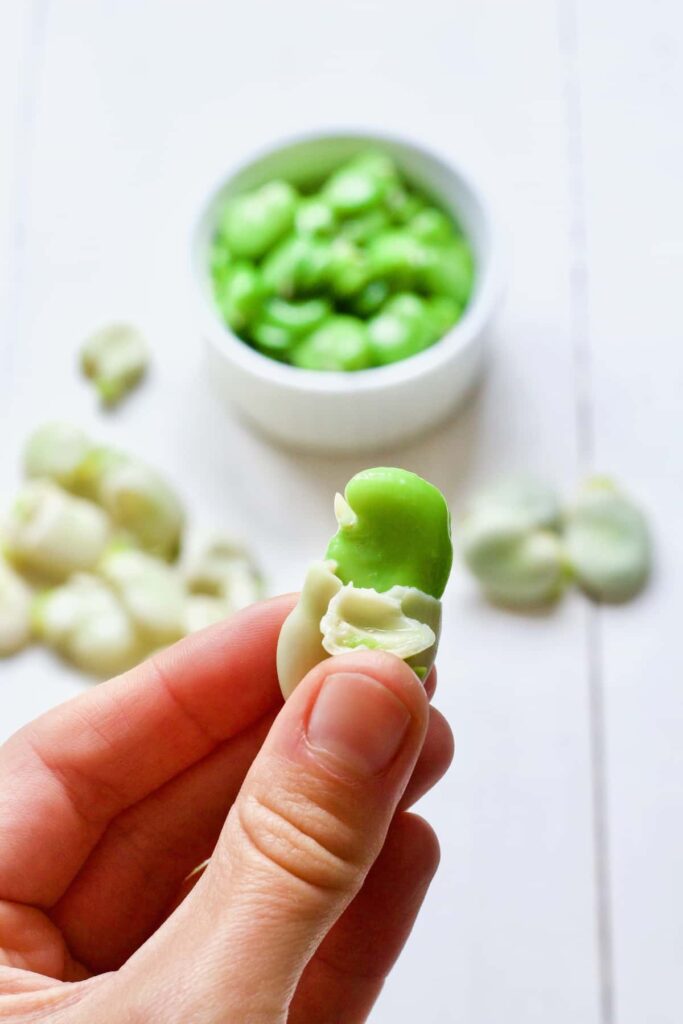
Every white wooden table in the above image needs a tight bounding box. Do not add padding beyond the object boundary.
[1,2,681,1021]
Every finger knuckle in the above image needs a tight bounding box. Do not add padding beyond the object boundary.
[236,782,365,895]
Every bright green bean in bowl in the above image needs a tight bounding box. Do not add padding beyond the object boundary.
[210,150,476,371]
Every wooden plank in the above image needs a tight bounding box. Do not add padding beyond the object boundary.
[0,2,600,1020]
[575,1,683,1021]
[0,0,43,405]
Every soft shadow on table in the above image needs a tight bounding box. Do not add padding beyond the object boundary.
[249,369,488,515]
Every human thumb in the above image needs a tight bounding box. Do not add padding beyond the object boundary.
[101,650,429,1024]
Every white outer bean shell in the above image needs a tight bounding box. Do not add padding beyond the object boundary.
[277,560,342,699]
[35,573,140,677]
[4,481,110,580]
[565,483,651,602]
[0,556,32,655]
[99,548,186,644]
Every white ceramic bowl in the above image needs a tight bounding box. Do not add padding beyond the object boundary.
[191,132,502,453]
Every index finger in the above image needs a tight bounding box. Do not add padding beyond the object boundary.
[0,595,294,906]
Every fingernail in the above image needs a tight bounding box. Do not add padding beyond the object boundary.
[307,672,411,775]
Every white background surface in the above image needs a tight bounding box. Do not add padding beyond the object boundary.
[0,1,681,1022]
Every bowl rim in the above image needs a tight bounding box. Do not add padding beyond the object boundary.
[190,128,504,395]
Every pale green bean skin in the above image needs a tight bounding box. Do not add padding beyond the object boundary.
[211,150,475,371]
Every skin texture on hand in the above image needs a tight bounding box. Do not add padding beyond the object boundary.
[0,596,453,1023]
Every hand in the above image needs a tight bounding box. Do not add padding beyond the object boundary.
[0,596,453,1023]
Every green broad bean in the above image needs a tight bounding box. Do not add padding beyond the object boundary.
[325,168,382,215]
[260,296,330,337]
[261,235,330,297]
[384,292,429,322]
[418,238,474,303]
[367,293,433,365]
[409,207,456,245]
[219,180,297,260]
[349,280,390,317]
[295,198,335,236]
[326,467,452,597]
[292,316,372,372]
[210,239,231,284]
[385,187,424,224]
[323,151,397,214]
[341,208,391,245]
[325,239,369,297]
[250,321,294,359]
[427,296,462,338]
[217,262,264,331]
[366,230,428,286]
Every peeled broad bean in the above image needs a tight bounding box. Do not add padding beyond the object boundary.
[341,208,391,245]
[385,187,424,224]
[292,316,372,372]
[325,239,369,297]
[217,263,264,331]
[210,239,231,285]
[409,207,455,245]
[295,198,335,236]
[324,152,396,214]
[367,292,441,365]
[260,297,330,338]
[4,481,110,580]
[81,323,149,406]
[326,467,452,597]
[219,180,297,260]
[367,230,428,287]
[277,467,452,698]
[418,238,474,303]
[565,479,651,602]
[251,321,295,359]
[261,235,330,298]
[427,296,462,337]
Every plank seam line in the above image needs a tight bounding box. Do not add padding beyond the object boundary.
[557,2,615,1023]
